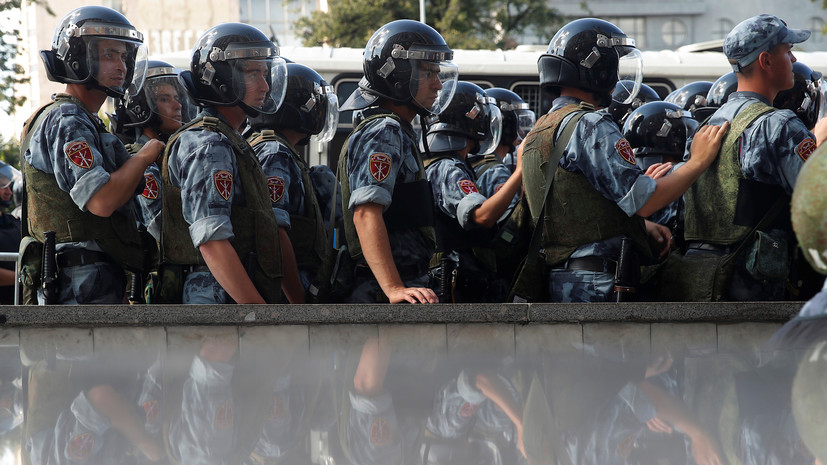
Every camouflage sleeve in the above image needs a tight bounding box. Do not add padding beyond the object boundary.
[560,112,656,216]
[347,390,403,465]
[479,163,519,215]
[25,104,111,212]
[741,110,816,194]
[170,129,236,248]
[137,163,163,241]
[253,140,298,229]
[426,158,485,230]
[425,370,486,438]
[346,118,412,211]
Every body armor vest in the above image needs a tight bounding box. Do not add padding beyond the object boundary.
[522,104,651,267]
[337,110,435,261]
[20,94,147,272]
[248,130,328,272]
[684,102,775,245]
[160,116,284,303]
[469,154,501,179]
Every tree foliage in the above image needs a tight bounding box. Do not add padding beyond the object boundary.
[295,0,564,50]
[0,1,53,115]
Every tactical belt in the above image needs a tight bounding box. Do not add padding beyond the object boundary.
[186,265,211,273]
[686,242,732,255]
[354,262,429,282]
[56,249,113,269]
[562,256,617,275]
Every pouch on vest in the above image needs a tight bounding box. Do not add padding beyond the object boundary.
[18,236,43,305]
[490,195,531,282]
[308,243,354,304]
[744,230,789,283]
[652,250,737,302]
[145,264,184,304]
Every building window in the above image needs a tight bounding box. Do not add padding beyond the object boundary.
[605,17,646,49]
[810,17,825,43]
[662,19,687,48]
[713,18,733,40]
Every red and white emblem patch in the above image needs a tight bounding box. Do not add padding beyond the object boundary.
[797,137,817,161]
[370,417,392,447]
[460,402,480,418]
[142,399,159,425]
[213,170,233,201]
[494,182,505,193]
[615,138,636,165]
[214,400,233,430]
[269,394,286,420]
[458,179,479,195]
[142,174,159,200]
[267,176,285,203]
[369,153,392,182]
[66,432,95,461]
[65,141,94,169]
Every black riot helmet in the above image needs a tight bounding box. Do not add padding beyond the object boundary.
[607,81,660,126]
[774,62,826,130]
[180,22,287,117]
[425,81,502,155]
[484,88,536,151]
[538,18,642,107]
[41,6,148,99]
[664,81,713,114]
[622,101,699,161]
[339,19,458,115]
[122,60,195,139]
[248,63,339,145]
[692,72,738,121]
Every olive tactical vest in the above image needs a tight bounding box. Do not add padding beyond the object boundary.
[522,104,651,267]
[337,111,435,261]
[19,94,147,273]
[684,102,775,245]
[247,130,328,272]
[469,154,501,179]
[160,116,284,303]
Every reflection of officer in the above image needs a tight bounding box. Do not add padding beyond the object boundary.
[20,7,164,304]
[423,81,519,302]
[247,63,340,302]
[683,14,827,301]
[161,23,290,304]
[522,18,726,302]
[0,163,21,304]
[337,20,459,303]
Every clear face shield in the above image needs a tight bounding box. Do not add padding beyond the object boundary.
[615,46,643,105]
[87,36,148,97]
[145,73,196,133]
[231,54,288,115]
[514,108,537,140]
[311,84,340,144]
[814,75,827,122]
[408,57,459,115]
[475,98,503,155]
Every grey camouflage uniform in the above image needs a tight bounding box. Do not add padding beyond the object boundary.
[132,134,163,241]
[467,154,519,222]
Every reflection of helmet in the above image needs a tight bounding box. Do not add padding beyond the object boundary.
[664,81,713,113]
[774,62,824,130]
[123,60,194,137]
[180,22,287,117]
[622,101,698,159]
[607,81,660,126]
[425,81,502,155]
[485,88,536,150]
[538,18,641,107]
[40,6,147,98]
[339,20,458,115]
[248,63,339,144]
[791,144,827,275]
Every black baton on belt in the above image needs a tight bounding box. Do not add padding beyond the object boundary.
[614,236,637,302]
[41,231,57,305]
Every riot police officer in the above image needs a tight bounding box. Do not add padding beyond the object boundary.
[519,17,727,302]
[160,23,291,304]
[664,80,713,117]
[246,63,339,302]
[606,81,661,127]
[337,19,458,303]
[773,61,826,130]
[20,6,164,304]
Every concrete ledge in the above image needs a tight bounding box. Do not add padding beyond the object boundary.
[0,301,803,327]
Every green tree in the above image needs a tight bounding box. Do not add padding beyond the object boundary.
[0,1,53,119]
[294,0,563,50]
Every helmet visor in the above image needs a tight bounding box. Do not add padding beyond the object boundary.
[515,109,536,140]
[88,37,148,97]
[815,76,827,123]
[232,57,288,115]
[616,48,643,105]
[476,103,503,155]
[145,74,196,132]
[410,60,458,115]
[311,86,340,144]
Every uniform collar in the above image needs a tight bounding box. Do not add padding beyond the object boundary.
[728,91,772,105]
[550,96,583,113]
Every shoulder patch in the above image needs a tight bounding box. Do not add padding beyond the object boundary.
[797,137,817,162]
[141,174,159,200]
[615,139,636,165]
[460,402,480,417]
[213,170,233,201]
[269,394,286,420]
[267,176,285,203]
[494,182,505,193]
[65,141,94,169]
[66,432,95,461]
[142,399,159,425]
[214,399,234,430]
[370,417,393,447]
[369,153,392,182]
[458,179,479,195]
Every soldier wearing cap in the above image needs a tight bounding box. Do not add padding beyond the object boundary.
[683,14,827,301]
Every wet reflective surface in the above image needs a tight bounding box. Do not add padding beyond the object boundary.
[2,318,826,465]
